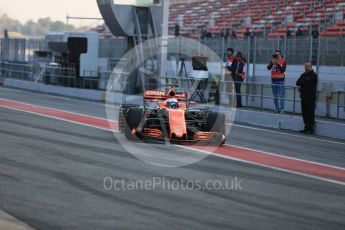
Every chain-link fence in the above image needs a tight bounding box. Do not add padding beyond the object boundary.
[0,61,114,90]
[2,36,345,69]
[200,36,345,67]
[1,36,345,120]
[1,60,344,120]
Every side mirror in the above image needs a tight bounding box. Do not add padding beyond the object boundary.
[189,100,197,105]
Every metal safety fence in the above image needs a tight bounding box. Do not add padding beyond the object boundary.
[1,61,345,120]
[159,75,345,120]
[2,36,345,69]
[338,91,345,119]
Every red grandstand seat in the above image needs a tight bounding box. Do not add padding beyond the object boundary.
[169,0,345,39]
[336,20,345,26]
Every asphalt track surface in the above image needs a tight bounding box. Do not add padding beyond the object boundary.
[0,87,345,230]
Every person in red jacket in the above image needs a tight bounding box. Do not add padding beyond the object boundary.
[267,50,287,113]
[225,47,234,66]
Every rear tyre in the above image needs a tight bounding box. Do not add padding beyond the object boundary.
[206,112,226,145]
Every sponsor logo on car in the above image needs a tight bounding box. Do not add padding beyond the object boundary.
[145,91,166,96]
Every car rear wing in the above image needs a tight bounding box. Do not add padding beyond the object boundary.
[144,90,188,101]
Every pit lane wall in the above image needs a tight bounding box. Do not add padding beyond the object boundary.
[1,78,345,141]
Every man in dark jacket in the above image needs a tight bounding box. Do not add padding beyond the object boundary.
[296,62,318,134]
[227,52,246,108]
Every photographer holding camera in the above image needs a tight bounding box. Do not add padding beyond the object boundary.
[267,50,287,113]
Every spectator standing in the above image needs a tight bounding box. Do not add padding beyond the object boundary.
[225,47,234,65]
[311,27,319,65]
[231,29,237,38]
[174,23,180,37]
[224,29,230,38]
[286,29,291,37]
[267,50,287,113]
[311,28,319,39]
[296,27,302,37]
[244,28,253,38]
[296,62,318,134]
[227,52,246,108]
[225,48,235,104]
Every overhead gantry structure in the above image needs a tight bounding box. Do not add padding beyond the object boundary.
[97,0,164,93]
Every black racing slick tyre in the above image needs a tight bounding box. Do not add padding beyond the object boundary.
[206,112,226,145]
[126,107,144,129]
[118,104,139,133]
[207,112,225,133]
[124,107,144,141]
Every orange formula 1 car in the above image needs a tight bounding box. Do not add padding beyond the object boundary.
[119,88,226,146]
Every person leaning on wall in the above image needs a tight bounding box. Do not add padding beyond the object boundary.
[296,61,318,135]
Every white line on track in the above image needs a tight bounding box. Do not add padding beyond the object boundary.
[1,100,345,186]
[0,105,113,133]
[181,145,345,186]
[0,98,107,121]
[223,143,345,171]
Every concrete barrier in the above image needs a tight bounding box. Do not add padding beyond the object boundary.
[3,78,105,101]
[3,78,345,140]
[234,109,345,140]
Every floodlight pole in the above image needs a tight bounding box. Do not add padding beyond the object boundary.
[158,0,170,89]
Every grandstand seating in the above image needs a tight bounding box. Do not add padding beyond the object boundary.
[169,0,345,39]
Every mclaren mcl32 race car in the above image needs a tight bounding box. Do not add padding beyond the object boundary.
[118,88,226,146]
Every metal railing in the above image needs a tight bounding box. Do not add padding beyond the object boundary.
[159,76,345,120]
[337,91,345,119]
[199,36,345,67]
[1,61,33,80]
[2,36,345,70]
[0,61,129,91]
[2,61,345,120]
[220,80,301,112]
[158,76,301,111]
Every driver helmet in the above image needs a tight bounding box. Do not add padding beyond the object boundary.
[167,101,178,109]
[167,89,176,97]
[166,98,178,109]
